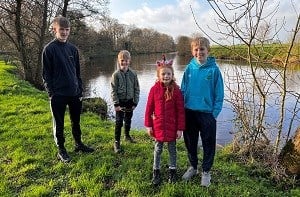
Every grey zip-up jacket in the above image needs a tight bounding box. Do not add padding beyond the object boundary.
[110,68,140,107]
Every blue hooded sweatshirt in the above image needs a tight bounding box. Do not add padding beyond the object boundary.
[181,56,224,118]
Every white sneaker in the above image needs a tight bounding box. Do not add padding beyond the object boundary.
[201,171,211,187]
[182,166,198,180]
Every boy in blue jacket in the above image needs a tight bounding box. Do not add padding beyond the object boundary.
[181,36,224,187]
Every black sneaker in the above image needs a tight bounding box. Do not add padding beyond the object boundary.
[74,143,95,153]
[57,148,71,163]
[125,135,135,143]
[114,141,121,153]
[168,169,176,183]
[152,169,161,186]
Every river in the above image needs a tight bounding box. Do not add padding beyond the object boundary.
[81,53,300,145]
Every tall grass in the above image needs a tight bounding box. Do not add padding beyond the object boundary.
[0,61,298,196]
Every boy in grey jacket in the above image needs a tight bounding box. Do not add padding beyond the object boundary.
[111,50,140,153]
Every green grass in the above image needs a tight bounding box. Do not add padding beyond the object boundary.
[0,61,299,196]
[210,43,300,63]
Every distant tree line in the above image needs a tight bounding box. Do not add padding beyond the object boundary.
[68,14,177,58]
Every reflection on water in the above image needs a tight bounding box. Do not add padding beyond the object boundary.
[81,54,300,145]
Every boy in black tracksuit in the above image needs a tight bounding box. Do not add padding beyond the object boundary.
[42,16,94,163]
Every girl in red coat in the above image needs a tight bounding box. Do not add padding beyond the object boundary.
[144,56,185,185]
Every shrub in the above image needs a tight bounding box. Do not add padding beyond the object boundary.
[82,97,107,120]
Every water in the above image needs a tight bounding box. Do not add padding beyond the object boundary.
[81,53,300,145]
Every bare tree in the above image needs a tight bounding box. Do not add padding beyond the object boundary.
[0,0,51,88]
[126,27,174,54]
[0,0,108,88]
[191,0,300,155]
[275,10,300,151]
[176,36,191,56]
[97,16,126,51]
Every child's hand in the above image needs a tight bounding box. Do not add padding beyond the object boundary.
[146,127,153,137]
[115,106,121,111]
[176,130,183,139]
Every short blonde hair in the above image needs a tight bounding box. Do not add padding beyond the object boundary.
[52,16,70,28]
[118,50,131,60]
[191,36,210,51]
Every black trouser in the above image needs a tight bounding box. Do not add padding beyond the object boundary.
[115,100,134,142]
[183,109,216,172]
[50,95,82,149]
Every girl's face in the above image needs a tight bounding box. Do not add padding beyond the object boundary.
[158,67,173,85]
[192,45,209,64]
[118,58,130,72]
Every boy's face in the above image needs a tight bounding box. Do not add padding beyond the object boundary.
[118,58,130,72]
[53,24,70,42]
[192,45,209,64]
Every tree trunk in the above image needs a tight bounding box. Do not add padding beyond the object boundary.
[62,0,70,16]
[34,0,49,90]
[279,127,300,177]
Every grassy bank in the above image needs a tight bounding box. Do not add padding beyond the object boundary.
[0,61,298,196]
[210,43,300,64]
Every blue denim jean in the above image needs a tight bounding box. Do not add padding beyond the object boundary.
[153,140,177,170]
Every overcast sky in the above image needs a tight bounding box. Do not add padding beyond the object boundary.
[108,0,299,44]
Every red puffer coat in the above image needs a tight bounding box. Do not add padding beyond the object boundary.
[144,81,185,142]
